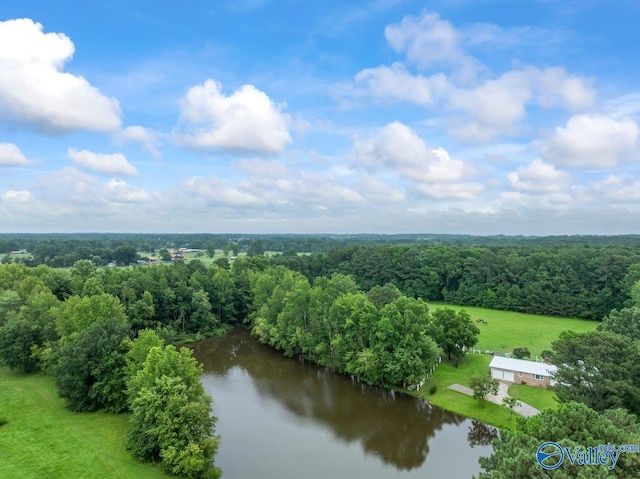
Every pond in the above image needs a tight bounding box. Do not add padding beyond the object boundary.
[190,328,494,479]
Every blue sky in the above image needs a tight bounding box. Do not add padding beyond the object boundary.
[1,0,639,234]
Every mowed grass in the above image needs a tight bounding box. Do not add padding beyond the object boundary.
[414,354,517,430]
[0,368,170,479]
[508,384,558,411]
[411,305,593,428]
[427,303,599,358]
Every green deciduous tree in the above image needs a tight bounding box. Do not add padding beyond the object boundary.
[0,291,59,372]
[0,289,22,326]
[126,329,165,378]
[470,375,499,408]
[55,318,131,412]
[366,283,402,310]
[375,297,440,387]
[429,307,479,366]
[502,396,521,419]
[127,345,220,479]
[53,293,127,337]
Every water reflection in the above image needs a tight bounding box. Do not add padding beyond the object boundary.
[467,420,499,447]
[192,329,477,472]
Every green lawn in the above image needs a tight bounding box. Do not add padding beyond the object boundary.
[409,303,595,428]
[508,383,559,411]
[428,303,599,358]
[0,368,170,479]
[413,355,517,430]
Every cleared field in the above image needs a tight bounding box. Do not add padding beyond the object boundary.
[428,303,599,359]
[0,369,170,479]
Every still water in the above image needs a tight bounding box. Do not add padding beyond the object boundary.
[190,328,493,479]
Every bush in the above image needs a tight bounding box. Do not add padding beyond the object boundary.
[429,383,437,395]
[512,347,531,359]
[0,417,8,427]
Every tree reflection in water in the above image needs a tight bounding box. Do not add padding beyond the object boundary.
[467,420,498,447]
[191,328,474,471]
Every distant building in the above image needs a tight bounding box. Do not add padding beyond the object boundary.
[489,356,557,388]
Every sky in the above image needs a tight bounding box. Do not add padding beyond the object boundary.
[1,0,639,234]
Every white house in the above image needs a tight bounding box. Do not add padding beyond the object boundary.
[489,356,557,388]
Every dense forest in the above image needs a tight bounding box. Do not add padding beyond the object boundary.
[272,244,640,320]
[3,234,640,320]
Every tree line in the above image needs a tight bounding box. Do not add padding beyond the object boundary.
[247,266,479,387]
[272,244,640,320]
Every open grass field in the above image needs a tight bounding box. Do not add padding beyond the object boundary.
[427,303,599,358]
[138,249,286,265]
[0,368,170,479]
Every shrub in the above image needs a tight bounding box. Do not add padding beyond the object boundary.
[512,347,531,359]
[429,384,437,395]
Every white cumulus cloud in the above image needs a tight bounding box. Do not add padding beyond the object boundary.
[0,18,121,133]
[448,67,595,141]
[384,11,474,72]
[183,176,262,207]
[0,142,30,166]
[507,159,571,193]
[104,179,151,203]
[177,79,291,153]
[590,175,640,202]
[352,63,449,104]
[355,121,465,183]
[114,125,162,157]
[543,114,639,168]
[1,189,31,202]
[68,148,138,176]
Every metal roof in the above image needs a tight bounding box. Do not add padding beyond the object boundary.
[489,356,557,377]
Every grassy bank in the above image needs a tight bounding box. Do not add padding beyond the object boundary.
[427,303,599,358]
[0,368,170,479]
[410,355,516,429]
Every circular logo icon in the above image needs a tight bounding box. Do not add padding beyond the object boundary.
[537,442,564,470]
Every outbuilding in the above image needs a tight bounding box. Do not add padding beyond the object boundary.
[489,356,557,388]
